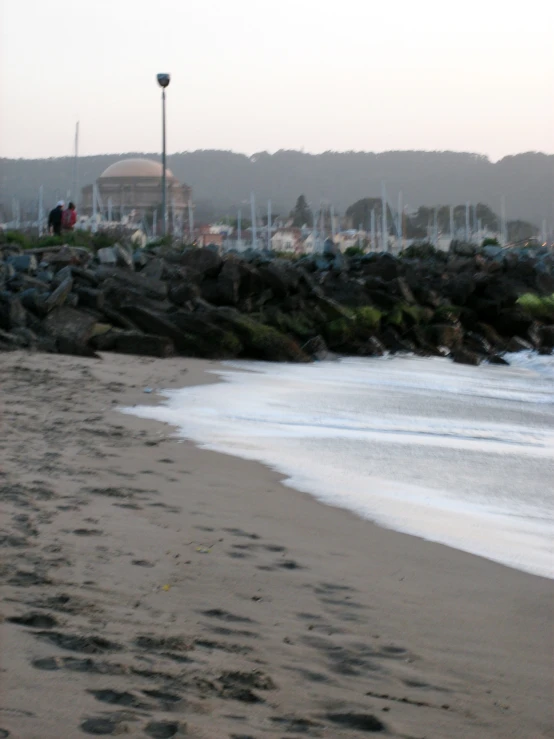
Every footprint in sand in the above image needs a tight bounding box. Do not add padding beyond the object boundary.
[88,689,151,710]
[7,612,58,629]
[223,528,260,540]
[35,631,122,654]
[325,712,387,732]
[80,717,120,736]
[201,608,255,624]
[73,528,103,536]
[145,721,186,738]
[8,570,53,587]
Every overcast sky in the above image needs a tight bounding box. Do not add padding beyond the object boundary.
[1,0,552,161]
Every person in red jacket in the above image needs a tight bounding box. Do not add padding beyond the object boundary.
[62,201,77,231]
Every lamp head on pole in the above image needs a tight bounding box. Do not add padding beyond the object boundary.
[157,73,171,88]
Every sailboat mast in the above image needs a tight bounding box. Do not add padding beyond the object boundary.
[371,208,376,252]
[250,193,257,249]
[397,190,403,251]
[188,198,194,241]
[267,199,271,251]
[500,196,507,244]
[72,121,79,206]
[381,182,388,252]
[38,186,44,237]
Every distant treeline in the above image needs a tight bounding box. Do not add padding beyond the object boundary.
[1,149,552,226]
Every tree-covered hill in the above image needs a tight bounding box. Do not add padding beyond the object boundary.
[1,149,551,226]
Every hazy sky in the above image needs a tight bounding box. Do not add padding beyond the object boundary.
[1,0,552,161]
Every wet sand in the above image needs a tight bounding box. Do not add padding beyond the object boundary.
[0,351,551,739]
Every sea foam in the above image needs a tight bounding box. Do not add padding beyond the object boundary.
[124,354,554,579]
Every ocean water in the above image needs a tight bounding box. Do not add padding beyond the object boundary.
[124,353,554,579]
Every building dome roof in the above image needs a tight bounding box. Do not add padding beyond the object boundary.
[99,158,176,180]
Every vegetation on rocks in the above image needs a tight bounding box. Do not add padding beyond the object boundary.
[517,293,554,321]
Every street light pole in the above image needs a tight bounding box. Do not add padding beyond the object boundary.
[157,73,171,236]
[162,87,167,235]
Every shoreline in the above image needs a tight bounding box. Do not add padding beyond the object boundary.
[125,354,554,581]
[0,351,552,738]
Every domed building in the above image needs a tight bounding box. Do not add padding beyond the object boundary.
[81,158,192,220]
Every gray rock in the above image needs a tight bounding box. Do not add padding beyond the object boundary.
[301,335,329,360]
[43,306,98,353]
[75,286,105,311]
[94,266,168,300]
[489,354,510,365]
[43,276,73,313]
[0,292,27,330]
[36,270,55,283]
[180,247,222,277]
[539,326,554,348]
[114,244,134,269]
[141,257,166,280]
[484,246,504,259]
[96,247,117,265]
[450,241,476,257]
[7,254,37,274]
[168,282,200,305]
[452,348,481,366]
[0,262,16,284]
[20,288,49,315]
[133,249,149,269]
[506,336,534,352]
[427,323,463,350]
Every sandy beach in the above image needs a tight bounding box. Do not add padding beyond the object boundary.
[0,351,552,739]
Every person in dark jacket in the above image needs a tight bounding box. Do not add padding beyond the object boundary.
[48,201,64,235]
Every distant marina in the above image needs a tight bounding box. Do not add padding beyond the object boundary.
[3,155,551,254]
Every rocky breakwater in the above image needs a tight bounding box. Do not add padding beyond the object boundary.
[1,241,553,364]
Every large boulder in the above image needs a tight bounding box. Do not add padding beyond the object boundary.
[364,254,399,281]
[217,258,263,306]
[170,310,243,358]
[301,335,329,360]
[6,254,37,274]
[212,309,309,362]
[258,262,299,297]
[168,281,201,306]
[506,336,534,352]
[96,247,117,265]
[0,261,16,286]
[380,326,416,354]
[444,273,475,305]
[75,286,105,311]
[180,247,222,278]
[463,331,492,355]
[450,241,476,257]
[100,278,171,313]
[452,348,481,366]
[42,306,99,356]
[118,306,188,350]
[426,323,463,350]
[42,276,74,313]
[364,286,399,311]
[0,292,27,330]
[140,257,166,280]
[94,266,168,300]
[539,325,554,348]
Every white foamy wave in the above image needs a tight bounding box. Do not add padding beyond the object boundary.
[503,350,554,379]
[123,355,554,579]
